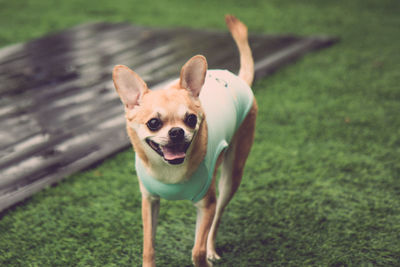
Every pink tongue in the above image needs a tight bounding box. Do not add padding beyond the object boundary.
[161,146,186,161]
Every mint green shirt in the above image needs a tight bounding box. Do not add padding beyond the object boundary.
[136,70,254,202]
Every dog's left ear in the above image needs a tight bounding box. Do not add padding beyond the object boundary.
[113,65,149,110]
[180,55,208,98]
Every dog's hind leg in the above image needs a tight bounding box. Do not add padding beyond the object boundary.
[206,100,258,261]
[206,143,237,261]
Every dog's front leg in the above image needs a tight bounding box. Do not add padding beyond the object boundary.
[140,182,160,267]
[193,182,216,267]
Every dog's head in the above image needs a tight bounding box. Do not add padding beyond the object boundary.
[113,55,207,166]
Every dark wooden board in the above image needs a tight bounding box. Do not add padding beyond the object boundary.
[0,22,337,212]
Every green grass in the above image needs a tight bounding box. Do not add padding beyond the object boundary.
[1,0,400,266]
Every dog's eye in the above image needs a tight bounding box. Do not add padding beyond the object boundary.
[147,118,162,131]
[184,114,197,128]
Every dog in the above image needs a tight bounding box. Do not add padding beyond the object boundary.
[112,15,257,267]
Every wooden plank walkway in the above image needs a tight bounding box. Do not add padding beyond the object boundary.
[0,22,337,212]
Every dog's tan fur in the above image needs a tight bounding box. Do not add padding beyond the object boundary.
[113,15,257,267]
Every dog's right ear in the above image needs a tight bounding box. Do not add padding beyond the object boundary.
[112,65,149,109]
[180,55,207,98]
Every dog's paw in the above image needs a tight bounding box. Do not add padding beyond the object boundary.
[207,249,221,262]
[192,258,214,267]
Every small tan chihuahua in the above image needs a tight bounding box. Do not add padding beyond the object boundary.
[112,15,257,267]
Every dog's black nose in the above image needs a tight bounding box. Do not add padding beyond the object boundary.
[169,127,185,142]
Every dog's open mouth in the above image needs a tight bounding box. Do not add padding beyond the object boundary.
[146,139,191,165]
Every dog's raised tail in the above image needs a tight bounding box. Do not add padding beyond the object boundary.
[225,14,254,86]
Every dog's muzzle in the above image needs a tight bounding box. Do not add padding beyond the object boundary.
[146,127,192,165]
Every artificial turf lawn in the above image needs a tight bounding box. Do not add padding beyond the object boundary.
[1,0,399,266]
